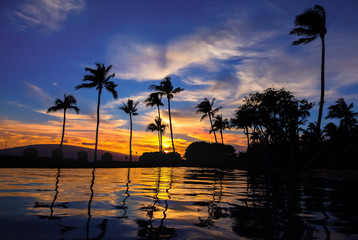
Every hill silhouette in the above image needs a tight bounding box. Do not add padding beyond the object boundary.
[0,144,132,162]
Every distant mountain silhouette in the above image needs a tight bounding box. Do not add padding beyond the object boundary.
[0,144,132,162]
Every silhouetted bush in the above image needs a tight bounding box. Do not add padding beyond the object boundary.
[185,141,237,166]
[23,147,38,160]
[139,152,182,166]
[101,152,113,162]
[52,149,63,161]
[77,151,88,162]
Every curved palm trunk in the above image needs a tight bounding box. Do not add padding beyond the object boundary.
[317,36,325,129]
[220,129,224,144]
[129,114,133,162]
[60,109,66,149]
[167,99,175,152]
[208,114,218,144]
[94,89,102,162]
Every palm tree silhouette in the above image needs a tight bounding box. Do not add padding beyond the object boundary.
[196,98,222,143]
[119,99,139,162]
[144,92,164,150]
[149,76,184,152]
[47,94,79,149]
[290,5,327,129]
[231,105,255,151]
[211,114,230,144]
[326,98,358,133]
[75,63,117,161]
[146,117,168,152]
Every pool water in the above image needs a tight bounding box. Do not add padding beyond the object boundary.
[0,167,357,239]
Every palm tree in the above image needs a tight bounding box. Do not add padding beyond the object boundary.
[290,5,327,129]
[231,104,255,151]
[326,98,358,133]
[146,117,168,152]
[47,94,79,149]
[75,63,117,161]
[119,99,139,162]
[195,98,222,143]
[149,76,184,153]
[210,114,230,144]
[144,92,164,149]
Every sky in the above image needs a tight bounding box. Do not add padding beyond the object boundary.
[0,0,357,157]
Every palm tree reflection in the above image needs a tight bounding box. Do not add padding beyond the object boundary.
[136,168,176,239]
[115,168,131,219]
[34,168,67,220]
[86,168,95,240]
[194,169,226,228]
[50,168,61,217]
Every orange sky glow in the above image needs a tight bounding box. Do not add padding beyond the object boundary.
[0,111,247,158]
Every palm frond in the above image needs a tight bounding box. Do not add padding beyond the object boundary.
[290,27,317,37]
[120,99,139,115]
[212,107,222,114]
[54,98,63,106]
[200,113,208,121]
[172,87,184,94]
[69,106,80,114]
[292,36,317,45]
[149,84,162,92]
[75,82,98,90]
[104,81,118,99]
[65,95,77,105]
[146,123,157,132]
[83,75,98,82]
[47,105,63,113]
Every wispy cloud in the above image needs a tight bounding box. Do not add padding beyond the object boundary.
[7,101,27,108]
[11,0,85,32]
[25,81,53,105]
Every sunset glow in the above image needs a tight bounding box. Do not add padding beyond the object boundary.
[0,0,357,157]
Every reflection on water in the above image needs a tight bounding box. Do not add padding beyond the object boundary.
[0,168,357,240]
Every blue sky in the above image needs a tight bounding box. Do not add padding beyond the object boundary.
[0,0,357,155]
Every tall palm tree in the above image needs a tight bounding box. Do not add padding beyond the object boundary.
[144,92,164,149]
[290,5,327,129]
[149,76,184,153]
[326,98,358,133]
[75,63,117,161]
[210,114,230,144]
[119,99,139,162]
[146,117,168,152]
[195,98,222,143]
[47,94,79,149]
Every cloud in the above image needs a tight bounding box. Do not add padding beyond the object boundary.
[25,81,53,104]
[11,0,85,32]
[7,101,27,108]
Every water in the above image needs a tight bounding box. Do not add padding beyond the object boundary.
[0,167,357,240]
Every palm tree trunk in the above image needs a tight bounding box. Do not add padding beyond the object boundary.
[208,114,217,143]
[157,105,162,152]
[158,130,161,152]
[167,98,175,152]
[60,109,66,149]
[129,114,132,162]
[317,36,325,130]
[245,126,250,151]
[220,129,224,144]
[94,89,101,162]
